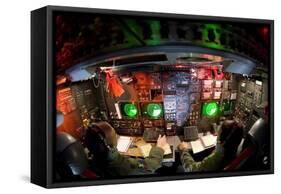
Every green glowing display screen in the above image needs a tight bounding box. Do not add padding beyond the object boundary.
[202,102,219,117]
[121,103,138,118]
[143,103,163,119]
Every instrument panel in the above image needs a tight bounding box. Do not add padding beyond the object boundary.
[102,65,241,139]
[70,65,266,139]
[235,79,266,131]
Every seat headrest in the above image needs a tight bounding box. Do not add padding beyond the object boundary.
[247,118,268,148]
[56,132,77,153]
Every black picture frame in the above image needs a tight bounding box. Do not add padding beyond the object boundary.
[31,5,274,188]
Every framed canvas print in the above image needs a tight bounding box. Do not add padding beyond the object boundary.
[31,5,274,188]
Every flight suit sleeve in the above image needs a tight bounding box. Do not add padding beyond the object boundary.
[180,149,223,172]
[143,146,164,171]
[107,146,164,176]
[106,150,138,176]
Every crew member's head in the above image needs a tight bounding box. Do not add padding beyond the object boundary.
[219,120,243,148]
[83,121,118,163]
[94,121,118,147]
[218,120,244,166]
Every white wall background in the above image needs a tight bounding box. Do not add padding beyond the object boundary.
[0,0,279,193]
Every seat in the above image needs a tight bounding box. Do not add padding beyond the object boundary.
[56,132,98,180]
[224,118,269,171]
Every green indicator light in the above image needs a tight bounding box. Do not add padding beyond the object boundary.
[203,102,219,117]
[124,103,138,118]
[147,103,162,118]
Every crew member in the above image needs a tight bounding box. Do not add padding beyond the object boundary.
[84,121,168,177]
[178,120,243,172]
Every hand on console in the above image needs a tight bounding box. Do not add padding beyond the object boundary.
[178,141,189,151]
[156,135,169,151]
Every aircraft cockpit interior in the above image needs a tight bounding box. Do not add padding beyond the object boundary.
[54,13,271,181]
